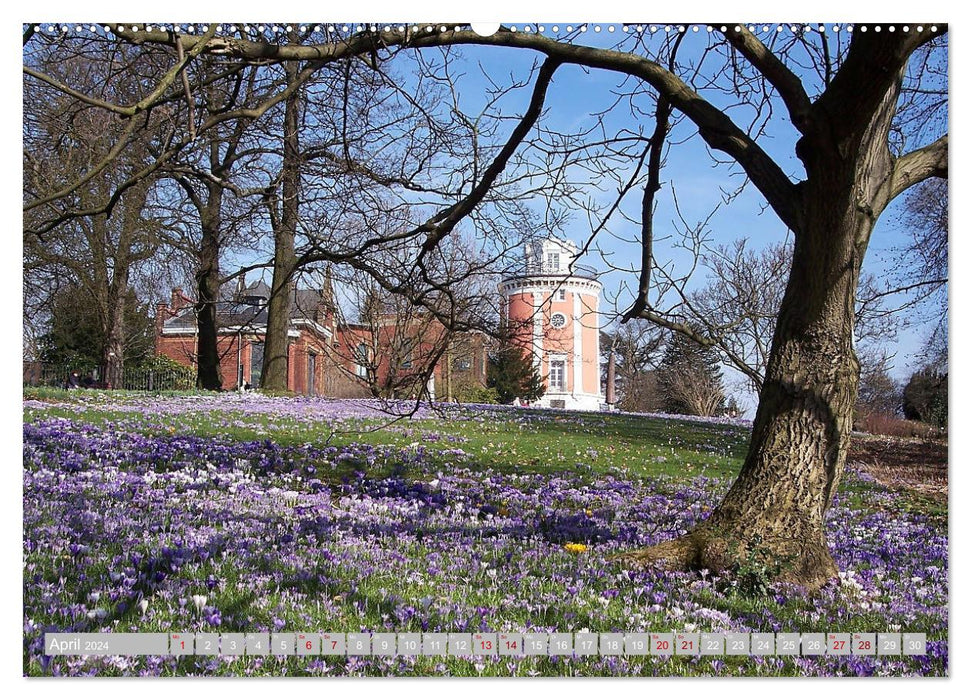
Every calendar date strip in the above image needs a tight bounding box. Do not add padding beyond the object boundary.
[43,631,929,657]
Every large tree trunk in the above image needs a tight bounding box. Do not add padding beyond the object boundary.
[102,285,127,389]
[261,64,301,393]
[621,209,866,590]
[195,208,223,391]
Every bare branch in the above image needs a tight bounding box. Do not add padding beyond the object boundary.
[888,133,948,203]
[110,25,803,230]
[718,25,812,131]
[175,35,197,141]
[24,26,217,213]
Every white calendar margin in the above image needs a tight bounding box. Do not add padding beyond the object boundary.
[7,0,960,698]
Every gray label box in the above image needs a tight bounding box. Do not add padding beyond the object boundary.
[170,633,194,656]
[575,632,598,656]
[651,633,674,656]
[675,633,699,656]
[549,633,573,656]
[221,634,244,656]
[473,633,498,656]
[372,633,396,656]
[196,633,220,656]
[321,633,345,656]
[802,633,825,656]
[347,633,371,655]
[448,633,472,656]
[272,633,296,656]
[112,633,172,655]
[296,633,319,655]
[625,633,650,656]
[700,633,724,656]
[398,633,422,655]
[852,633,876,656]
[827,632,850,656]
[751,633,775,656]
[725,633,749,656]
[499,633,524,656]
[903,633,927,656]
[245,633,270,655]
[776,633,800,655]
[423,633,448,656]
[45,633,170,656]
[524,633,548,656]
[600,633,624,656]
[878,633,901,656]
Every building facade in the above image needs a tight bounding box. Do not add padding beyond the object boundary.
[155,277,488,399]
[499,237,604,411]
[155,282,334,395]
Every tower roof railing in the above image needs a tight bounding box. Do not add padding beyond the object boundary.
[503,263,599,282]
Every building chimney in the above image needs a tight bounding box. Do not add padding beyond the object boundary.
[236,268,246,297]
[171,288,184,313]
[155,302,168,349]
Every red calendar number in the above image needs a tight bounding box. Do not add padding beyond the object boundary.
[657,640,670,651]
[832,640,846,651]
[505,641,517,650]
[481,640,493,650]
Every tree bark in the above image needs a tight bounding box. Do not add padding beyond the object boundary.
[261,62,301,393]
[620,210,865,590]
[102,281,127,389]
[195,202,223,390]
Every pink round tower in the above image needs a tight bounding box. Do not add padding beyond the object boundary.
[499,236,604,411]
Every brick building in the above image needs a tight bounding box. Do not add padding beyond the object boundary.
[155,280,334,395]
[155,277,488,398]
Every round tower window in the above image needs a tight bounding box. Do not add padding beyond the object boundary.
[550,312,567,329]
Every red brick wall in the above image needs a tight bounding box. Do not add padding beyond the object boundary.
[156,310,479,398]
[156,333,246,391]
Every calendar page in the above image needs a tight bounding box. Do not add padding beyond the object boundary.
[22,3,949,681]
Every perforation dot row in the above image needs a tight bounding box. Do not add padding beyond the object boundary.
[29,24,942,36]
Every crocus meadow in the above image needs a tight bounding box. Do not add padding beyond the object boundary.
[23,393,947,677]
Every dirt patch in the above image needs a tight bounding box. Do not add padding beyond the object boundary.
[848,433,948,502]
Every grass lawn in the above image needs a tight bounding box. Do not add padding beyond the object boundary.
[22,390,948,676]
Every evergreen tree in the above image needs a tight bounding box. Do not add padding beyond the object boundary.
[486,339,545,405]
[655,332,726,416]
[39,284,154,371]
[902,366,948,428]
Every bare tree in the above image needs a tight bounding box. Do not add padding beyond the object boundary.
[854,347,901,420]
[659,237,899,396]
[601,319,664,412]
[151,57,273,390]
[24,42,165,386]
[655,330,727,417]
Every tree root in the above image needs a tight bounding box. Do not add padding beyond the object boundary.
[610,526,839,593]
[609,533,701,570]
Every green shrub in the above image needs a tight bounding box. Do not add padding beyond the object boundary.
[455,384,500,404]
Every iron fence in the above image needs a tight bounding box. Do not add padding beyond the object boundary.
[23,363,195,392]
